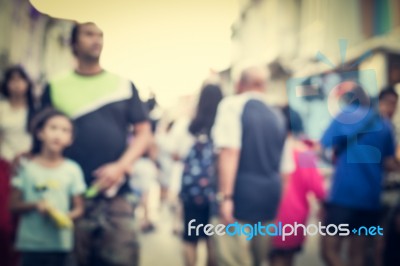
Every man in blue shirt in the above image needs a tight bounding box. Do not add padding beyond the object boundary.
[321,84,400,266]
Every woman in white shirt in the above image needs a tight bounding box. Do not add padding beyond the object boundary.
[0,66,34,163]
[0,66,34,266]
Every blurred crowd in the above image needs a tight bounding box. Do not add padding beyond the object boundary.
[1,22,400,266]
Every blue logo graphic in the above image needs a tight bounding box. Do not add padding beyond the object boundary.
[286,39,381,166]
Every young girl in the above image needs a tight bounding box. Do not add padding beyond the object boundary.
[0,66,35,163]
[10,109,86,266]
[270,106,326,266]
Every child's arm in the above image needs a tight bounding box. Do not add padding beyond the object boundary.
[68,161,86,219]
[68,195,84,220]
[10,188,47,214]
[309,166,326,201]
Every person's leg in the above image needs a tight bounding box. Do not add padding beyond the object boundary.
[160,185,169,203]
[270,253,294,266]
[250,229,271,266]
[270,255,285,266]
[183,241,197,266]
[74,199,100,266]
[285,252,295,266]
[348,208,380,266]
[374,235,384,266]
[211,218,253,266]
[0,159,17,266]
[140,191,155,232]
[374,206,389,266]
[206,238,217,266]
[172,199,183,235]
[322,204,352,266]
[74,220,94,266]
[20,252,69,266]
[46,252,70,266]
[213,233,253,266]
[96,196,140,266]
[158,157,172,205]
[182,204,210,266]
[321,236,344,266]
[348,236,368,266]
[20,252,42,266]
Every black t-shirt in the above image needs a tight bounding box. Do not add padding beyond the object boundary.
[40,71,148,186]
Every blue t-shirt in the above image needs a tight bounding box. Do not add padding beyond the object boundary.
[12,159,86,251]
[321,107,395,210]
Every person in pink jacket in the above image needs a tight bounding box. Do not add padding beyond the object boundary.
[270,106,326,266]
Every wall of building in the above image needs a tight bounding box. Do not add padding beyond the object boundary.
[0,0,73,91]
[227,0,400,102]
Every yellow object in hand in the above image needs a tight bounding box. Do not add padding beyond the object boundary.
[47,206,73,229]
[85,185,99,198]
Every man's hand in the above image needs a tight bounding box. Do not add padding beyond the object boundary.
[92,161,128,192]
[220,199,235,225]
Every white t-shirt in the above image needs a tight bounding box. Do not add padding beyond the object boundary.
[0,100,32,162]
[212,91,284,149]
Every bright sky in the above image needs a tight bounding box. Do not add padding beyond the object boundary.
[30,0,239,107]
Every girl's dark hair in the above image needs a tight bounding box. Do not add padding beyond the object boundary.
[281,105,303,135]
[189,84,223,136]
[30,108,73,155]
[1,65,36,131]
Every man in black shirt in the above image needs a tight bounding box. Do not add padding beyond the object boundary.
[212,66,286,266]
[40,22,151,266]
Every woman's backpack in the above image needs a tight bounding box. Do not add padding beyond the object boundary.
[179,134,216,206]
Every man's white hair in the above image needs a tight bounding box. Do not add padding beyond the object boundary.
[231,60,270,84]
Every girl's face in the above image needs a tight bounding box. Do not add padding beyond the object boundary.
[38,116,73,154]
[7,72,29,98]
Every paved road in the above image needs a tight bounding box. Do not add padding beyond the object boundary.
[139,198,323,266]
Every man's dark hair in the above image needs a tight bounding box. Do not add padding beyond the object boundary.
[379,86,398,101]
[70,22,94,55]
[70,23,80,48]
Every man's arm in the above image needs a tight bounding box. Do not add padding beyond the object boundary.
[68,195,84,220]
[212,97,242,224]
[118,121,152,171]
[383,126,400,172]
[218,148,240,224]
[93,83,151,191]
[218,148,240,198]
[92,123,151,192]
